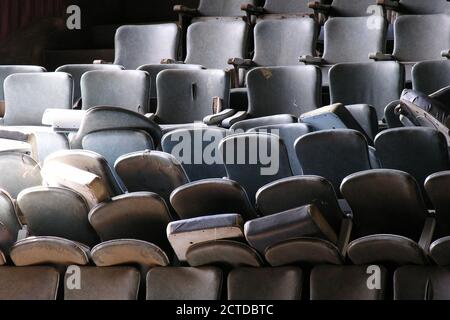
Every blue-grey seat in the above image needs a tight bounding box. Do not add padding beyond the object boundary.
[0,65,46,104]
[242,0,315,21]
[412,60,450,95]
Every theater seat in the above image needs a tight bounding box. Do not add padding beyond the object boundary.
[147,267,223,300]
[228,267,303,300]
[310,265,387,300]
[0,190,23,253]
[412,60,450,95]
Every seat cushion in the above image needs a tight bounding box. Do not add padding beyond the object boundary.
[348,234,429,265]
[430,236,450,266]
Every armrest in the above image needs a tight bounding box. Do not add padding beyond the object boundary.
[418,216,436,253]
[173,5,199,16]
[160,58,185,64]
[204,109,237,126]
[42,109,87,132]
[430,86,450,104]
[299,55,324,65]
[221,111,249,128]
[17,225,29,241]
[308,1,331,15]
[0,101,5,118]
[369,52,395,61]
[228,58,254,70]
[442,50,450,59]
[93,60,112,64]
[241,3,265,15]
[145,113,156,121]
[377,0,401,12]
[337,216,353,257]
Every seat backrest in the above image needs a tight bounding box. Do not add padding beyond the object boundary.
[0,65,45,101]
[147,267,223,300]
[393,14,450,62]
[162,128,228,181]
[228,267,303,300]
[330,0,380,17]
[412,60,450,95]
[311,265,387,300]
[17,187,99,247]
[375,128,450,187]
[252,19,317,67]
[250,123,314,175]
[185,19,248,69]
[197,0,252,16]
[399,0,450,14]
[81,70,150,113]
[0,152,42,199]
[330,62,404,120]
[341,169,429,240]
[170,179,257,221]
[323,16,386,64]
[0,190,21,253]
[114,151,189,206]
[55,64,124,105]
[263,0,311,14]
[219,133,293,205]
[156,69,230,124]
[89,192,172,253]
[113,24,179,70]
[425,172,450,238]
[295,129,372,193]
[247,66,322,118]
[3,72,73,126]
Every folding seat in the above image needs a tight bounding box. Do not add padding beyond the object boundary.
[147,267,223,300]
[0,190,23,254]
[0,152,42,199]
[170,179,258,221]
[161,127,228,181]
[70,106,162,165]
[153,69,234,131]
[42,150,127,208]
[379,0,450,16]
[219,132,293,205]
[375,128,450,190]
[114,151,189,211]
[301,16,387,85]
[329,62,405,122]
[228,267,303,300]
[242,0,316,21]
[311,265,387,300]
[295,129,373,193]
[249,123,313,175]
[81,70,151,114]
[111,24,180,70]
[341,169,433,265]
[370,14,450,82]
[223,66,322,128]
[228,19,318,85]
[412,60,450,95]
[55,64,124,107]
[0,65,45,111]
[394,266,450,300]
[17,186,100,247]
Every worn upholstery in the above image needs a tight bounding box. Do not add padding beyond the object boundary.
[114,24,179,70]
[81,70,151,113]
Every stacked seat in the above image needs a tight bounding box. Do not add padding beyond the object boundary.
[412,60,450,95]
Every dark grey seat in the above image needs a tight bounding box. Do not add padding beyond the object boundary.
[81,70,151,114]
[17,186,100,247]
[295,129,373,193]
[341,169,433,265]
[310,265,387,300]
[242,0,315,21]
[228,267,303,300]
[219,133,293,205]
[301,16,387,86]
[310,0,383,19]
[0,152,42,199]
[226,66,321,129]
[412,60,450,95]
[329,62,404,121]
[147,267,223,300]
[250,123,314,175]
[70,106,162,165]
[161,127,228,181]
[170,179,257,221]
[114,151,189,211]
[379,0,450,16]
[154,69,233,128]
[0,190,22,254]
[375,128,450,189]
[55,64,124,107]
[113,24,180,70]
[394,266,450,300]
